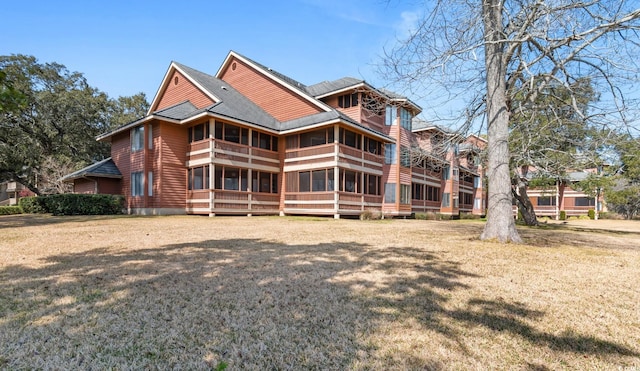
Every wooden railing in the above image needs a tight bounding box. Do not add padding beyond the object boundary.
[285,144,334,159]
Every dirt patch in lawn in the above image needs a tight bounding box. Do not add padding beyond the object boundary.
[1,215,639,369]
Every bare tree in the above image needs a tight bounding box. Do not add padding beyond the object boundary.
[381,0,640,242]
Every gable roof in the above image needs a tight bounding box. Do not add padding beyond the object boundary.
[216,51,333,113]
[61,158,122,182]
[98,52,400,142]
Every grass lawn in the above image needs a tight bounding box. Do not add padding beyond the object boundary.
[1,214,639,369]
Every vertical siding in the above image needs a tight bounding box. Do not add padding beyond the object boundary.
[219,57,322,122]
[158,122,187,208]
[155,70,214,111]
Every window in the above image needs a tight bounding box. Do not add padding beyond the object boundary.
[148,171,153,196]
[338,93,359,108]
[537,196,556,206]
[297,169,334,192]
[400,108,412,130]
[215,121,248,145]
[252,131,278,151]
[384,183,396,203]
[442,193,450,207]
[400,146,411,167]
[575,197,595,207]
[340,169,359,193]
[339,128,361,149]
[188,165,210,190]
[443,165,450,180]
[462,192,473,205]
[385,143,396,164]
[131,172,143,196]
[427,185,440,202]
[364,174,380,195]
[299,128,334,148]
[252,171,278,193]
[214,166,247,191]
[385,105,397,126]
[131,126,144,152]
[400,184,411,204]
[474,176,481,188]
[188,122,210,143]
[474,198,482,210]
[412,183,423,200]
[148,125,153,149]
[364,137,382,155]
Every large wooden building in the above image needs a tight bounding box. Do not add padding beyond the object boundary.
[64,51,488,217]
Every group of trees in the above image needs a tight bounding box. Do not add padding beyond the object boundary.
[0,55,149,195]
[382,0,640,241]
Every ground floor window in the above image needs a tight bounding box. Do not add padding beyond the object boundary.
[400,184,411,204]
[252,171,278,193]
[364,174,381,195]
[442,193,450,207]
[214,166,248,191]
[462,192,473,205]
[131,172,143,196]
[339,169,359,193]
[188,165,210,190]
[287,169,334,192]
[384,183,396,203]
[412,183,441,202]
[537,196,556,206]
[574,197,595,207]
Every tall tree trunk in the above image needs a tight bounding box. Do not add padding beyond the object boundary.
[480,0,523,243]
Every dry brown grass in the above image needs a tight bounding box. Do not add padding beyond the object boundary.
[1,214,639,370]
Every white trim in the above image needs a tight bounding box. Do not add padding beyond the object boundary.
[284,161,336,172]
[314,82,367,99]
[148,62,220,115]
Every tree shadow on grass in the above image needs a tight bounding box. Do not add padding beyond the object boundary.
[0,235,637,369]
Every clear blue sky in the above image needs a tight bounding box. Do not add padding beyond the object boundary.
[2,0,421,105]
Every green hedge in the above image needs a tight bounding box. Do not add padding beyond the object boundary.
[18,196,46,213]
[0,206,22,215]
[19,194,124,216]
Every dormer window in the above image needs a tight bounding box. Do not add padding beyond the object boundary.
[338,93,359,108]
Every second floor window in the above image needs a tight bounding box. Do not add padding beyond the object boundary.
[131,126,144,152]
[338,93,359,108]
[188,122,210,143]
[339,128,361,149]
[385,105,397,126]
[400,108,412,130]
[385,143,396,164]
[215,121,248,145]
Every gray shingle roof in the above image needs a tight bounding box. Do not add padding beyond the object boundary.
[61,158,122,182]
[306,77,364,97]
[173,62,279,129]
[154,100,200,120]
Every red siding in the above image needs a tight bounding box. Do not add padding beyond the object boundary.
[156,122,187,209]
[74,179,96,194]
[219,57,322,122]
[155,70,214,111]
[97,178,122,195]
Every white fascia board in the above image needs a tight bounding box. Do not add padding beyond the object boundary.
[313,82,367,99]
[96,115,158,142]
[148,62,220,114]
